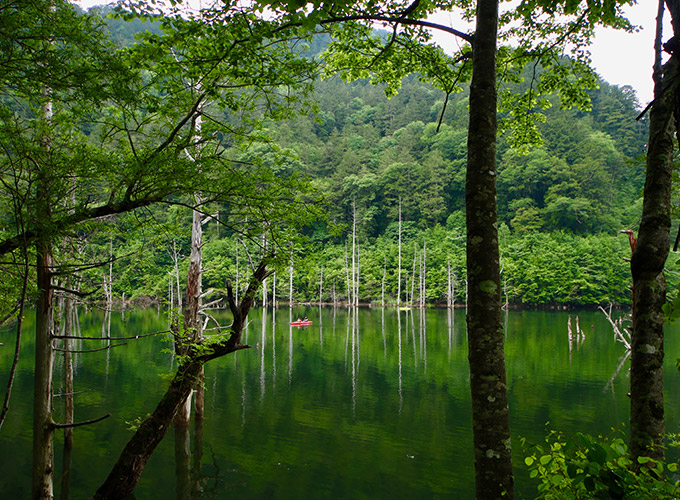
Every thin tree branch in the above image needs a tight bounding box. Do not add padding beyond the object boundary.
[51,413,111,429]
[0,243,29,430]
[54,389,92,398]
[52,329,170,341]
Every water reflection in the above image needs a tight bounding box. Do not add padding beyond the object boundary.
[2,307,680,500]
[397,309,403,412]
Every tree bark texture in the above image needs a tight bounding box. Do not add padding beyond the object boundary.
[176,196,205,426]
[629,25,677,463]
[33,242,55,500]
[465,0,514,497]
[93,261,269,499]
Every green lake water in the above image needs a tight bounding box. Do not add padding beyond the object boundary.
[1,306,679,498]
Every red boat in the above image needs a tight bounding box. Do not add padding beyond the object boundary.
[290,320,313,326]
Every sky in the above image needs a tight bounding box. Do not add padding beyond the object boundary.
[73,0,666,106]
[589,1,668,106]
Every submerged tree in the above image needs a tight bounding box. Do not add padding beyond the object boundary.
[93,260,271,499]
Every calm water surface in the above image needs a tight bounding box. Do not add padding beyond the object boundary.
[1,306,679,498]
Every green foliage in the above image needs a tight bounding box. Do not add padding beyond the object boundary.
[0,1,651,311]
[522,431,680,499]
[125,414,151,432]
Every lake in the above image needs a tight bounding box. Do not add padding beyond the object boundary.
[1,306,679,498]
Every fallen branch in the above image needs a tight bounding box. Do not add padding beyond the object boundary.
[599,305,631,350]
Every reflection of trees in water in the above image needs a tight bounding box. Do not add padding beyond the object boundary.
[398,309,403,413]
[260,308,266,403]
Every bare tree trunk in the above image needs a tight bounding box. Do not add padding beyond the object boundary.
[351,197,356,307]
[262,234,267,308]
[397,198,402,307]
[235,245,240,305]
[465,0,514,496]
[382,257,387,307]
[319,266,324,306]
[420,242,427,308]
[33,81,56,500]
[629,0,676,465]
[344,243,351,305]
[410,243,417,307]
[356,243,360,306]
[60,293,75,500]
[33,240,55,500]
[289,259,294,306]
[447,258,452,309]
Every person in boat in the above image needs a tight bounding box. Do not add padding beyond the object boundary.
[303,316,308,322]
[297,317,302,322]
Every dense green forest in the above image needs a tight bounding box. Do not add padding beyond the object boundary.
[3,1,679,499]
[87,12,660,308]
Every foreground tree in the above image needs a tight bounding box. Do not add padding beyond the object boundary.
[629,0,677,465]
[464,0,513,495]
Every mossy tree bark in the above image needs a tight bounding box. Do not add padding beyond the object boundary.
[465,0,514,497]
[629,0,678,465]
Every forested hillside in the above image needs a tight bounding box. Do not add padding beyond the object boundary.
[38,8,662,308]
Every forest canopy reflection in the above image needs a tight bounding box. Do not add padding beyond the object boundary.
[1,307,678,498]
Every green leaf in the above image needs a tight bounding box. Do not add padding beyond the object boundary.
[584,475,595,492]
[587,444,607,465]
[566,462,577,478]
[525,456,535,466]
[550,474,564,486]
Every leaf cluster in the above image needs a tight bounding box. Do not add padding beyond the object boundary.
[522,430,680,499]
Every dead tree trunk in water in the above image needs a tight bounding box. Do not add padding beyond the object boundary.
[176,194,206,426]
[397,198,402,307]
[93,261,271,500]
[465,0,514,496]
[33,84,56,500]
[33,238,55,500]
[60,291,75,500]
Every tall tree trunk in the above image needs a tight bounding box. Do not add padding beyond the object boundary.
[60,292,75,500]
[351,197,356,307]
[181,94,205,423]
[33,240,55,500]
[319,266,323,305]
[289,259,294,306]
[382,257,387,307]
[465,0,514,497]
[397,198,402,307]
[629,0,676,464]
[356,243,360,306]
[33,80,56,500]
